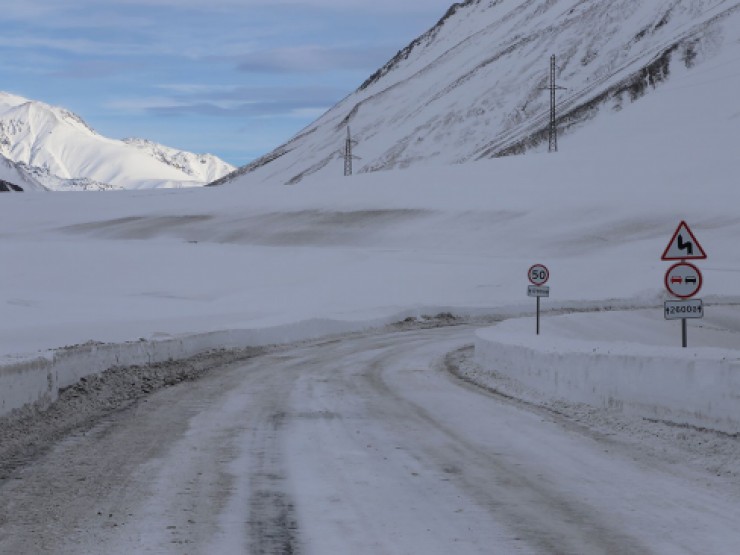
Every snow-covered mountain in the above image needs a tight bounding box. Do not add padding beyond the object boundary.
[0,92,235,191]
[213,0,740,186]
[122,138,234,184]
[0,154,47,192]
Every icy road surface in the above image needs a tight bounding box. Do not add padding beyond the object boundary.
[2,325,740,554]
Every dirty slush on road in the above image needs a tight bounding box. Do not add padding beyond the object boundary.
[0,346,266,481]
[0,314,465,554]
[0,313,466,481]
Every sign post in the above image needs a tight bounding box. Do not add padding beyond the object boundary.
[661,221,706,348]
[664,299,703,348]
[527,264,550,335]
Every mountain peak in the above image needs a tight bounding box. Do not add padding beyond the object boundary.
[0,91,235,191]
[122,137,235,183]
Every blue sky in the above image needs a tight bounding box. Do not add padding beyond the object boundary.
[0,0,454,166]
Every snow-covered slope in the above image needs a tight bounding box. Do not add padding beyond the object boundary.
[0,154,47,192]
[123,138,234,184]
[0,92,235,191]
[214,0,740,186]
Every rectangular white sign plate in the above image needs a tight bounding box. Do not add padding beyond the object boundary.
[664,299,703,320]
[528,285,550,298]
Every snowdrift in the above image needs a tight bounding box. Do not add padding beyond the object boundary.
[0,314,421,417]
[475,308,740,433]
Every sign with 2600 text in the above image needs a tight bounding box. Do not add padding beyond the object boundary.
[664,299,703,320]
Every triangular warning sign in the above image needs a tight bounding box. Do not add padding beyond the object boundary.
[661,221,707,260]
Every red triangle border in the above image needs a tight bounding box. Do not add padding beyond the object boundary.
[661,220,707,261]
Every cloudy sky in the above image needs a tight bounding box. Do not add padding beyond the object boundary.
[0,0,454,166]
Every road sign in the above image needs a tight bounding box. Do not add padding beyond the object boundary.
[664,299,703,320]
[661,221,707,260]
[528,285,550,297]
[664,262,702,298]
[528,264,549,286]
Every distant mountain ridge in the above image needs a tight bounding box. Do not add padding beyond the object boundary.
[122,138,233,184]
[212,0,740,186]
[0,92,235,191]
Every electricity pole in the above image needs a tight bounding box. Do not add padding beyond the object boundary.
[340,126,360,176]
[545,54,566,152]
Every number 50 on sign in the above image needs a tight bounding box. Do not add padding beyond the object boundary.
[528,264,549,286]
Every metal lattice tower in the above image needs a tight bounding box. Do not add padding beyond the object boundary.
[340,126,360,176]
[546,54,567,153]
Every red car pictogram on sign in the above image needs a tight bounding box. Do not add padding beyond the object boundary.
[665,262,702,299]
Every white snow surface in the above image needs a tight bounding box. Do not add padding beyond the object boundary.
[123,138,234,183]
[0,154,46,192]
[0,92,235,191]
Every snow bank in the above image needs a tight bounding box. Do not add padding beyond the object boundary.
[475,308,740,433]
[0,315,409,417]
[3,305,497,417]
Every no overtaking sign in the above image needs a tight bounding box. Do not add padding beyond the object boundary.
[664,262,702,299]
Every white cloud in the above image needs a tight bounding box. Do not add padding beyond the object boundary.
[236,44,397,73]
[1,0,454,163]
[0,35,150,56]
[155,84,243,95]
[10,0,453,17]
[288,107,329,118]
[104,97,190,112]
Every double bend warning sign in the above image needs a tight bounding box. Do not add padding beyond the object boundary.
[661,221,707,261]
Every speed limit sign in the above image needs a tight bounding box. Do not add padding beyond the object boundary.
[528,264,549,286]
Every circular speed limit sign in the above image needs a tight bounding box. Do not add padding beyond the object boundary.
[528,264,549,286]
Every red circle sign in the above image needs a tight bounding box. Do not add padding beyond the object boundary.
[664,262,702,299]
[528,264,549,286]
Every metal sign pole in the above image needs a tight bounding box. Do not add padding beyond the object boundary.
[682,318,687,348]
[528,264,549,336]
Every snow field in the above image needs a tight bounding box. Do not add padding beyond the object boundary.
[475,307,740,433]
[1,148,739,421]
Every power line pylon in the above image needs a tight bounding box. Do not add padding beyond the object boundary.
[339,126,360,176]
[544,54,567,152]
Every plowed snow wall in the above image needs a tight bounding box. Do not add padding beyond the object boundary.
[0,316,398,417]
[475,327,740,434]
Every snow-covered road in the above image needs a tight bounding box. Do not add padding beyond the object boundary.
[2,325,740,554]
